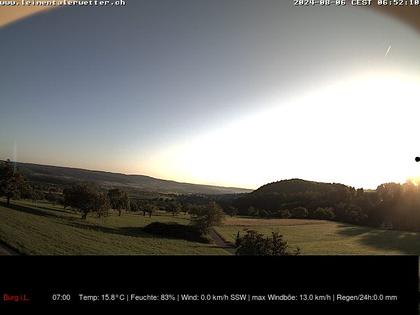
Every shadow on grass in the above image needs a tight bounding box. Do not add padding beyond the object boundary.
[0,201,68,220]
[335,224,372,236]
[59,220,215,245]
[59,220,194,241]
[60,220,153,238]
[337,225,420,255]
[33,205,75,215]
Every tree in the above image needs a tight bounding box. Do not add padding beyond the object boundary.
[166,201,182,216]
[94,192,111,218]
[291,207,308,219]
[63,183,110,219]
[45,188,61,205]
[235,231,241,247]
[377,183,402,203]
[144,202,157,218]
[279,209,291,219]
[190,201,225,234]
[343,204,366,224]
[180,202,191,214]
[235,230,300,256]
[376,182,403,227]
[313,207,335,220]
[259,209,270,218]
[130,199,151,215]
[0,160,26,206]
[31,189,45,204]
[225,205,238,217]
[129,199,142,212]
[247,206,258,216]
[107,189,130,216]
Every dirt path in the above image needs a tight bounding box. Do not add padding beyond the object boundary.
[0,241,19,255]
[209,228,235,254]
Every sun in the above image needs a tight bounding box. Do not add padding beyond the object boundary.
[143,69,420,189]
[407,177,420,186]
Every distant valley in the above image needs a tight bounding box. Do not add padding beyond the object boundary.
[14,162,252,195]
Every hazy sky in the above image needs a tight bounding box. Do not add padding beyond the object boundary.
[1,1,420,189]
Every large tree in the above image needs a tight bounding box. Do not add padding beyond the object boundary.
[107,189,130,216]
[190,201,225,234]
[143,202,157,218]
[0,159,26,206]
[63,183,110,219]
[166,201,182,216]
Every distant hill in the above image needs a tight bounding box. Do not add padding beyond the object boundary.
[12,162,252,195]
[254,178,351,195]
[235,178,354,212]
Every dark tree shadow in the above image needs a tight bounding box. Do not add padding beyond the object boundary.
[59,220,169,240]
[335,224,372,236]
[0,201,65,220]
[33,205,74,215]
[59,220,215,245]
[337,225,420,255]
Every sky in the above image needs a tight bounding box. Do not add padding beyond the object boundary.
[1,1,420,189]
[0,6,55,28]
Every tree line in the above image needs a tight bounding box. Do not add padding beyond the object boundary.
[3,160,420,232]
[232,179,420,231]
[0,160,301,255]
[0,160,224,224]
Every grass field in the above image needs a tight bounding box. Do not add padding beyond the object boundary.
[216,217,420,255]
[0,199,228,255]
[2,199,420,257]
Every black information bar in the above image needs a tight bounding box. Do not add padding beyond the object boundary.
[0,256,418,312]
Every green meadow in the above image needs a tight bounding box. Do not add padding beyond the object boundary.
[215,217,420,255]
[2,199,420,257]
[0,199,228,255]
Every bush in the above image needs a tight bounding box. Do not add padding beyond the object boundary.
[143,222,211,243]
[247,206,258,216]
[279,209,291,219]
[225,206,238,217]
[235,230,300,256]
[45,192,63,205]
[313,207,335,220]
[345,204,367,224]
[190,201,224,234]
[291,207,308,219]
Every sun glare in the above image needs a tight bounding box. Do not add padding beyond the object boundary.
[144,69,420,189]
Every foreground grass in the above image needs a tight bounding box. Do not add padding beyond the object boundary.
[2,199,420,256]
[216,216,420,255]
[0,200,228,255]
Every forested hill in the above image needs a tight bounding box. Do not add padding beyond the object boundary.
[254,179,351,195]
[12,162,252,195]
[234,178,358,214]
[234,178,420,232]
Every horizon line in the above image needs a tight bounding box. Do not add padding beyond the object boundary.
[1,158,409,191]
[0,158,255,191]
